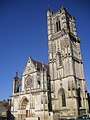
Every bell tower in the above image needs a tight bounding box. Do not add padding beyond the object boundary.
[47,7,89,118]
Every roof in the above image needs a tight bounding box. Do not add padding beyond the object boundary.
[0,101,8,117]
[32,59,49,72]
[0,100,11,111]
[22,57,49,75]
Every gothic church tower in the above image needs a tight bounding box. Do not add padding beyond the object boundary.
[47,7,89,118]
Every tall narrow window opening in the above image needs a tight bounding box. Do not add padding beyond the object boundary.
[56,18,61,32]
[56,21,58,32]
[77,87,82,108]
[58,88,66,108]
[62,91,66,107]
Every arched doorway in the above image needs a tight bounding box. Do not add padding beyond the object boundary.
[19,97,29,120]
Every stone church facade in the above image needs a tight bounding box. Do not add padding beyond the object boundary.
[11,7,89,120]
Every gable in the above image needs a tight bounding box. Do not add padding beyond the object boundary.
[23,57,49,75]
[23,57,36,74]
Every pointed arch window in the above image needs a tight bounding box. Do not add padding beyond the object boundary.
[58,88,66,108]
[56,18,61,32]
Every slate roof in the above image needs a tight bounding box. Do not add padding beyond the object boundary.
[32,59,49,74]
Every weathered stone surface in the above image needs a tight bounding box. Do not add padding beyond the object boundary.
[11,7,89,120]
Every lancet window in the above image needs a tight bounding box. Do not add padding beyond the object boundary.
[58,88,66,108]
[56,18,61,32]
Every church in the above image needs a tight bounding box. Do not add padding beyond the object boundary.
[11,7,89,120]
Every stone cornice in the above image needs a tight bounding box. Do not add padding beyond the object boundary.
[50,75,85,81]
[12,89,48,97]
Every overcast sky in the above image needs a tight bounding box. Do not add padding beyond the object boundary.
[0,0,90,100]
